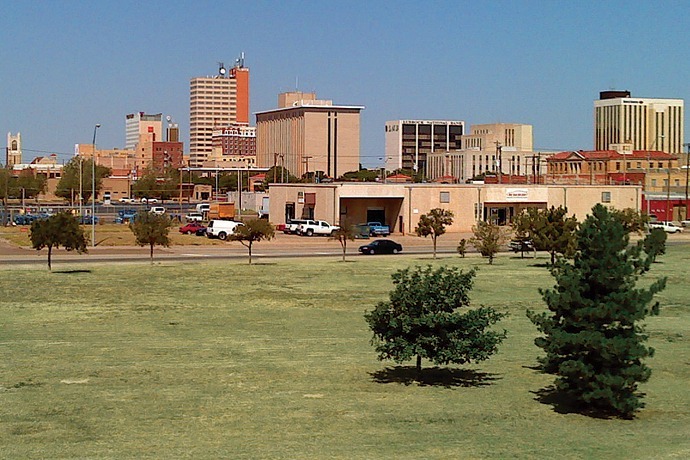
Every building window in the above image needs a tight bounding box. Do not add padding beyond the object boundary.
[440,191,450,203]
[601,191,611,203]
[652,179,657,187]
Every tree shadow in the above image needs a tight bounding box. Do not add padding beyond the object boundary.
[370,365,500,388]
[530,386,631,419]
[529,262,551,268]
[54,269,92,274]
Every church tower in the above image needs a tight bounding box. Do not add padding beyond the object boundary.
[6,132,22,166]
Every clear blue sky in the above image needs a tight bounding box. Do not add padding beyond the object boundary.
[2,1,689,168]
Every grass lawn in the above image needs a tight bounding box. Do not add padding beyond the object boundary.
[1,247,689,459]
[0,223,226,247]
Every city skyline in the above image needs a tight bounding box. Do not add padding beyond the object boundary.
[2,1,689,169]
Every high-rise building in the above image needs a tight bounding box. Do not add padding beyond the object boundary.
[6,132,22,166]
[125,112,162,150]
[189,55,250,167]
[594,91,684,154]
[384,120,465,175]
[256,92,364,179]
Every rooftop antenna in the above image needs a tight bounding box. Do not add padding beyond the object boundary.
[235,52,245,68]
[295,76,299,91]
[218,62,226,77]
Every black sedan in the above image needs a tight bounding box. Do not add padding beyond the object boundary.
[358,239,403,255]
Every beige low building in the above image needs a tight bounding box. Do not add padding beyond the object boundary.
[268,183,641,233]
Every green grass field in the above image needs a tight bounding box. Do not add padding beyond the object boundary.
[1,247,689,459]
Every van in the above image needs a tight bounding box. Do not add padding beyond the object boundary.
[196,203,211,213]
[206,219,243,240]
[149,206,166,215]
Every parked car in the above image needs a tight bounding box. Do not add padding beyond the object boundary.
[681,220,690,228]
[179,222,207,235]
[509,238,535,253]
[185,212,204,222]
[648,221,683,233]
[140,197,158,204]
[283,219,309,234]
[206,220,244,240]
[119,197,135,204]
[358,239,403,255]
[362,221,390,237]
[78,215,100,225]
[149,206,166,215]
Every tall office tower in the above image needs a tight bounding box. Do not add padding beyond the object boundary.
[256,92,364,179]
[384,120,465,174]
[189,54,250,167]
[6,132,22,166]
[594,91,684,154]
[125,112,163,150]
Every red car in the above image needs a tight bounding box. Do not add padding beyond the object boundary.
[179,222,207,236]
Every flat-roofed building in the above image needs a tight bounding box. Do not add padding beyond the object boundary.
[594,91,684,155]
[385,120,464,176]
[426,123,543,183]
[125,112,162,150]
[256,92,363,179]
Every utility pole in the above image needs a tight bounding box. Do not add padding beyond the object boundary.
[666,162,672,221]
[683,144,690,207]
[494,141,502,183]
[303,156,313,182]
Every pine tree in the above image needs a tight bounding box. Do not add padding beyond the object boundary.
[527,204,666,417]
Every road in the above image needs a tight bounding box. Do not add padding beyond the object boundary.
[0,233,470,266]
[2,230,688,267]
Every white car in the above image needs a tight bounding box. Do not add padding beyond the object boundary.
[185,212,204,222]
[119,197,135,204]
[141,197,159,204]
[149,206,166,215]
[649,221,683,233]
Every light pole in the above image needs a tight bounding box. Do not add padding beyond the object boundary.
[92,124,101,247]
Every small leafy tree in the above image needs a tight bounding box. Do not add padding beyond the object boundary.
[16,169,46,200]
[415,208,454,259]
[643,228,667,263]
[610,208,649,234]
[456,239,467,258]
[30,212,88,270]
[512,206,578,265]
[329,220,357,262]
[365,265,506,374]
[527,204,666,417]
[0,167,18,225]
[470,221,507,264]
[228,218,275,264]
[129,212,172,263]
[55,157,110,203]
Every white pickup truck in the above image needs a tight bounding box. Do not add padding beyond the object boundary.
[298,220,340,236]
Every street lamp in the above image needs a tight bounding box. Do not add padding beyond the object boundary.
[92,124,101,247]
